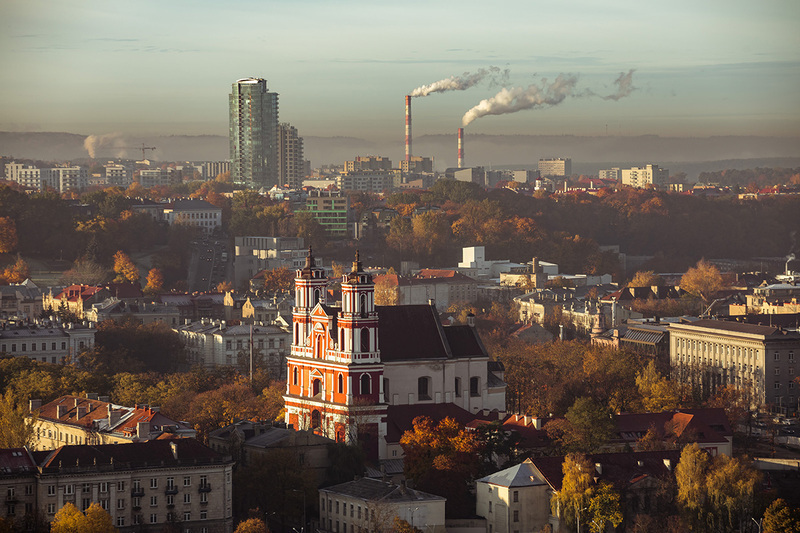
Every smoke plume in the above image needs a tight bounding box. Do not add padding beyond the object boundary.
[461,74,578,126]
[410,66,509,98]
[83,133,127,158]
[591,69,636,101]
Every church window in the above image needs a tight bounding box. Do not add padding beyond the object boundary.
[454,377,462,397]
[470,377,480,397]
[338,374,344,394]
[311,410,321,429]
[340,329,345,350]
[418,377,431,400]
[360,328,370,352]
[360,295,367,318]
[314,289,321,305]
[360,374,371,395]
[293,367,298,385]
[312,378,322,397]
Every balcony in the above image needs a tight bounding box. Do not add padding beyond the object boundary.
[198,484,212,493]
[166,504,175,510]
[165,487,178,495]
[131,489,145,497]
[132,506,141,512]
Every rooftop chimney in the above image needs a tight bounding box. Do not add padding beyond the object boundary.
[108,409,121,427]
[457,128,464,168]
[29,399,42,413]
[137,421,150,440]
[405,95,412,163]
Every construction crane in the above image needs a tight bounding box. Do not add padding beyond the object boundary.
[119,143,156,160]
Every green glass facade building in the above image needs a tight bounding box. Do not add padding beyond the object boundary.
[229,77,279,189]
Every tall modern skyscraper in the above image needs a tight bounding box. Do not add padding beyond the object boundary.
[229,77,279,189]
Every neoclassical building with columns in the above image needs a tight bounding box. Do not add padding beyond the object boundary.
[283,250,506,461]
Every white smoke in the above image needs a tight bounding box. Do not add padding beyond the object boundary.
[83,133,127,159]
[410,66,510,98]
[461,74,578,126]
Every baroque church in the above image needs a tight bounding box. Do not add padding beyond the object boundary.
[283,250,506,461]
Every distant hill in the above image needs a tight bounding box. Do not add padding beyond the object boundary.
[1,131,798,180]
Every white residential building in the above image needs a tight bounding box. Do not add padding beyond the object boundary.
[620,164,669,188]
[162,199,222,233]
[538,158,572,177]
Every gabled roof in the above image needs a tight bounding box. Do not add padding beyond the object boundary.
[614,408,732,445]
[377,305,450,361]
[0,448,36,475]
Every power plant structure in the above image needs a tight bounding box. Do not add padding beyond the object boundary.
[457,127,464,168]
[405,95,412,162]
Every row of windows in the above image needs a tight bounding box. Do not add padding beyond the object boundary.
[1,341,68,352]
[293,368,373,396]
[418,376,481,400]
[226,338,284,350]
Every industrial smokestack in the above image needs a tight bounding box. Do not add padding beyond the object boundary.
[405,95,412,163]
[457,128,464,168]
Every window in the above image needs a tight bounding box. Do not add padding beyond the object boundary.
[167,495,174,506]
[64,485,74,495]
[100,482,108,493]
[775,351,781,361]
[470,376,480,397]
[336,501,340,514]
[117,481,125,491]
[338,373,344,394]
[101,499,109,510]
[151,478,158,489]
[360,328,370,352]
[351,504,354,518]
[775,382,781,389]
[151,496,158,507]
[184,512,191,521]
[513,490,519,503]
[791,382,796,390]
[133,497,141,508]
[117,517,125,527]
[226,341,232,350]
[360,374,371,395]
[489,501,492,513]
[47,503,56,514]
[82,498,91,511]
[776,368,781,375]
[48,485,56,496]
[791,351,796,361]
[133,514,141,525]
[418,377,431,400]
[118,499,125,510]
[133,480,141,491]
[454,377,461,397]
[184,493,191,504]
[200,510,208,520]
[513,510,519,522]
[150,514,158,524]
[167,477,175,489]
[200,492,208,503]
[184,476,191,487]
[293,367,298,385]
[199,475,207,488]
[83,483,91,493]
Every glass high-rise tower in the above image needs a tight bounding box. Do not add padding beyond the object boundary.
[229,78,279,189]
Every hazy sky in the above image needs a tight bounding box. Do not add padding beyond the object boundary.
[1,0,799,141]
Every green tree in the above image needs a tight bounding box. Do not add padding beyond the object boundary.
[545,397,614,453]
[588,482,623,533]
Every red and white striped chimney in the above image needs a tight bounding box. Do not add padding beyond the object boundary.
[405,95,412,163]
[457,127,464,168]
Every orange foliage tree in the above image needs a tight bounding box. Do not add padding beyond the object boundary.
[0,217,18,253]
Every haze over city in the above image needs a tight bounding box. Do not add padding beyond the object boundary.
[2,0,799,147]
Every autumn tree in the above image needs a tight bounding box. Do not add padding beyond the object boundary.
[112,250,139,283]
[143,268,164,295]
[0,390,37,448]
[392,517,421,533]
[551,454,593,532]
[635,361,680,413]
[261,267,295,294]
[629,270,663,287]
[0,216,18,253]
[762,498,800,533]
[587,482,623,533]
[60,258,109,286]
[680,259,725,304]
[400,416,482,517]
[0,254,30,284]
[234,518,269,533]
[51,502,116,533]
[216,280,234,293]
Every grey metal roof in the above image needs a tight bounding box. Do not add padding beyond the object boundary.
[477,460,546,488]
